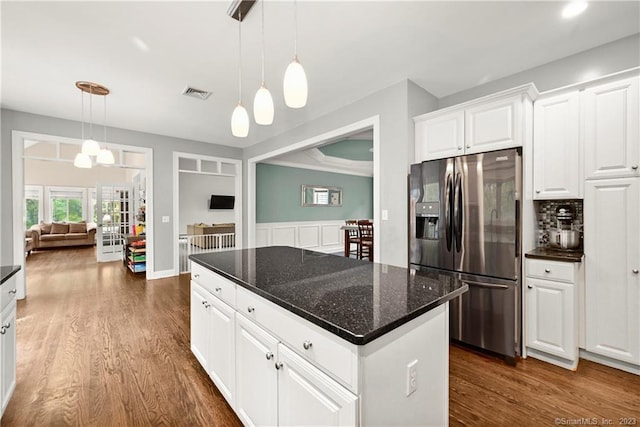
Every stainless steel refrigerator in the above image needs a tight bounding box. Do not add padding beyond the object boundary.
[409,148,522,362]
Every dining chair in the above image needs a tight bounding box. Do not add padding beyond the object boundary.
[357,220,373,261]
[345,219,360,258]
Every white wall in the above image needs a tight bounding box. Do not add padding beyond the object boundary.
[179,172,235,234]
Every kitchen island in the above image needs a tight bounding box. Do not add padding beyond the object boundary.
[190,246,467,427]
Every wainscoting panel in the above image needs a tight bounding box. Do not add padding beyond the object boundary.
[255,220,345,253]
[298,225,320,248]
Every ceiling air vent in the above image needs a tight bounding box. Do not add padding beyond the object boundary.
[182,86,212,100]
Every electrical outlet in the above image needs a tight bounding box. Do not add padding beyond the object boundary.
[162,216,170,223]
[406,360,418,396]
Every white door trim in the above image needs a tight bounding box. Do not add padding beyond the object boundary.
[11,130,154,295]
[246,115,380,262]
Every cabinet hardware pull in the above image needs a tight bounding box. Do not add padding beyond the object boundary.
[527,285,532,289]
[535,190,541,194]
[0,327,5,335]
[303,340,313,350]
[194,274,200,279]
[202,300,207,305]
[457,146,462,150]
[633,269,639,274]
[544,269,551,273]
[204,303,211,308]
[8,289,16,295]
[215,287,222,292]
[247,306,255,313]
[632,165,638,170]
[4,322,10,329]
[265,352,274,360]
[275,362,283,370]
[466,145,470,149]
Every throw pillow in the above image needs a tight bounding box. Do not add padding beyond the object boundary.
[40,221,52,234]
[68,222,86,233]
[51,222,69,234]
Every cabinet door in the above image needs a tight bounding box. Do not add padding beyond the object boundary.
[465,95,522,154]
[584,76,640,180]
[190,281,210,370]
[1,302,16,414]
[526,278,576,360]
[414,109,464,162]
[584,178,640,364]
[277,344,357,427]
[235,314,278,427]
[533,91,582,199]
[208,295,235,407]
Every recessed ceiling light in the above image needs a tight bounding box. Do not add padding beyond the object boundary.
[562,1,588,19]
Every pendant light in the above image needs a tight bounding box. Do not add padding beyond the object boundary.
[96,94,115,165]
[231,9,249,137]
[74,89,92,168]
[253,0,274,125]
[283,0,307,108]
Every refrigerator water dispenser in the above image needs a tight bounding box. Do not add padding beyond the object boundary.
[415,202,440,240]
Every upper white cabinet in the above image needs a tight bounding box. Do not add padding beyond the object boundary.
[584,177,639,365]
[414,110,464,161]
[533,91,582,199]
[414,84,536,162]
[583,76,639,180]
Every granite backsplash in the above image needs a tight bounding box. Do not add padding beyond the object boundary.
[534,199,583,247]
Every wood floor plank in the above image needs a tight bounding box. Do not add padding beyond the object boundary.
[2,247,638,426]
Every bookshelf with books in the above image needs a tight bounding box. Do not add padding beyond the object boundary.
[124,235,146,273]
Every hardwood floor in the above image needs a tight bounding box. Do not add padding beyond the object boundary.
[3,247,639,426]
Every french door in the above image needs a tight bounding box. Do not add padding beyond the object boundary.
[96,183,132,262]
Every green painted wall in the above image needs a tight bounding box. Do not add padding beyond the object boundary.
[318,139,373,161]
[256,163,373,223]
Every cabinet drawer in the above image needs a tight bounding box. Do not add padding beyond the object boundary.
[526,259,575,283]
[1,277,17,312]
[191,262,236,308]
[236,286,358,392]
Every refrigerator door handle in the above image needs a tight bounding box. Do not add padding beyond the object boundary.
[454,172,463,252]
[445,173,453,251]
[461,280,510,290]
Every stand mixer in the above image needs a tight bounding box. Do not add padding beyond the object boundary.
[549,205,581,250]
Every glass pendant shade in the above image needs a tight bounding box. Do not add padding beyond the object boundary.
[82,138,101,156]
[96,148,115,165]
[284,56,308,108]
[231,103,249,137]
[73,152,92,168]
[253,85,274,125]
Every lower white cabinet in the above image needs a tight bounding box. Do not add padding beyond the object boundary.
[235,314,278,427]
[525,258,581,370]
[1,277,18,416]
[584,178,640,365]
[190,282,210,370]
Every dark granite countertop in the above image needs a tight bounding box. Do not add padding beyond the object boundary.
[190,246,468,345]
[1,265,21,285]
[525,248,583,263]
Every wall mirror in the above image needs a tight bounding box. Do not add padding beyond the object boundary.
[301,185,342,207]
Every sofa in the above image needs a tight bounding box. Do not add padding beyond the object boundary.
[28,221,97,249]
[187,223,235,249]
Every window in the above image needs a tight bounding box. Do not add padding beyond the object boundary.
[24,185,43,228]
[45,187,87,223]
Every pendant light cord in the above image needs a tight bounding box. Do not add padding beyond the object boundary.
[238,9,243,103]
[260,0,265,85]
[103,95,108,145]
[89,85,94,139]
[80,90,85,140]
[293,0,298,56]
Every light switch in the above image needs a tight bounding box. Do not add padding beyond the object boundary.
[382,210,389,221]
[162,216,170,223]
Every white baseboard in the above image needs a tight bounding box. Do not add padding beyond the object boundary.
[526,347,578,371]
[147,269,178,280]
[579,349,640,375]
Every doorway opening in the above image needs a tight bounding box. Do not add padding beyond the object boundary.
[247,116,380,261]
[12,131,154,299]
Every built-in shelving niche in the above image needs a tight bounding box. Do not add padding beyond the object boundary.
[178,157,237,177]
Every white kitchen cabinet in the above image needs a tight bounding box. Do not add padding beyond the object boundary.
[525,258,581,370]
[414,84,535,163]
[207,293,236,406]
[235,313,279,427]
[584,76,639,180]
[584,178,640,365]
[532,91,582,199]
[1,302,16,414]
[190,281,210,370]
[414,110,464,161]
[277,344,357,427]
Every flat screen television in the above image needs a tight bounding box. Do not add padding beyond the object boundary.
[209,195,235,210]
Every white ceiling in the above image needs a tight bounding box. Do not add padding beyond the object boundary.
[2,1,639,149]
